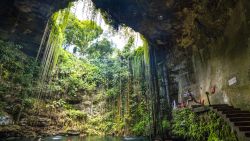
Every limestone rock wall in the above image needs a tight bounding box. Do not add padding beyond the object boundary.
[167,0,250,110]
[191,0,250,109]
[92,0,250,110]
[0,0,249,110]
[0,0,73,56]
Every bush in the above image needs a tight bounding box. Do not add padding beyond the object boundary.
[132,120,148,135]
[66,109,87,121]
[162,119,170,130]
[23,98,35,109]
[171,108,237,141]
[52,99,66,108]
[0,40,39,85]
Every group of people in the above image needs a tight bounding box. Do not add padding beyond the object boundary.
[177,90,204,108]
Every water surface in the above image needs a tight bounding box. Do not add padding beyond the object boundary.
[4,136,149,141]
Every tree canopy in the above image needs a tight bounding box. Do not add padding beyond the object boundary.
[64,13,103,54]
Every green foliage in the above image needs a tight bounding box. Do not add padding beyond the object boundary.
[172,108,238,141]
[66,109,87,121]
[106,87,119,98]
[99,9,116,26]
[52,48,99,96]
[0,40,39,85]
[162,119,170,130]
[0,6,153,137]
[134,47,144,58]
[53,99,67,108]
[124,37,134,51]
[23,98,35,109]
[86,38,113,59]
[0,40,43,121]
[132,117,149,135]
[112,119,125,134]
[49,8,71,70]
[140,35,149,64]
[48,11,153,137]
[0,102,5,116]
[64,13,103,53]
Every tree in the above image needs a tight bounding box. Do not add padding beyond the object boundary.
[64,14,103,54]
[86,38,113,60]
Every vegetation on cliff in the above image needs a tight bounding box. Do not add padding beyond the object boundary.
[0,8,155,136]
[0,0,245,140]
[172,108,237,141]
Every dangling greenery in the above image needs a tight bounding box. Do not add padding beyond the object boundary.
[40,7,72,82]
[0,0,242,139]
[19,9,155,135]
[140,35,149,64]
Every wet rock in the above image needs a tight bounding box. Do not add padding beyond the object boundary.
[0,115,13,125]
[80,133,86,137]
[20,118,28,127]
[67,130,80,136]
[35,117,51,127]
[57,132,68,136]
[4,137,22,141]
[66,97,82,105]
[21,130,36,137]
[0,125,21,137]
[21,116,51,127]
[83,101,92,106]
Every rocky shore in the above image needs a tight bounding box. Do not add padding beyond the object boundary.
[0,116,81,139]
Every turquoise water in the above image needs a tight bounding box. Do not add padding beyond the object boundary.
[3,136,149,141]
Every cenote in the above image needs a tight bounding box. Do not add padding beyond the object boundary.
[4,136,149,141]
[0,0,250,141]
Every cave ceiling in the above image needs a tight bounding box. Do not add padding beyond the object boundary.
[92,0,192,48]
[0,0,239,57]
[0,0,73,56]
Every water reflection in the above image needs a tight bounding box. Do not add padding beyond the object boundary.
[44,136,121,141]
[4,136,149,141]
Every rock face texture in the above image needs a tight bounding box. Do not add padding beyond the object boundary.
[93,0,250,110]
[93,0,176,47]
[0,0,249,110]
[0,0,72,56]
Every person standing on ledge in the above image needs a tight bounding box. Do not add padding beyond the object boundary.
[186,90,199,105]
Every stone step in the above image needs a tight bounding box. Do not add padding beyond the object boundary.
[210,104,250,140]
[217,109,240,112]
[212,105,232,108]
[216,108,240,111]
[210,105,229,108]
[235,122,250,126]
[230,117,250,122]
[213,106,234,109]
[210,104,228,107]
[219,109,242,113]
[222,111,250,114]
[210,106,230,109]
[239,126,250,131]
[227,114,250,118]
